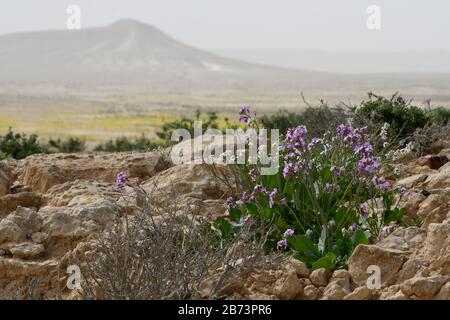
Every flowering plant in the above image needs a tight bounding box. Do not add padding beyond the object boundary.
[221,108,405,270]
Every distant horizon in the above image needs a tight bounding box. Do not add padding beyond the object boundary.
[1,18,450,54]
[1,0,450,51]
[1,18,450,75]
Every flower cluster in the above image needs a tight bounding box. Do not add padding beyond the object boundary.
[277,228,295,250]
[238,105,257,124]
[372,176,392,192]
[222,107,406,270]
[336,125,380,176]
[114,172,130,191]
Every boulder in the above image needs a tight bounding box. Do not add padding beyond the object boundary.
[302,284,320,300]
[39,196,119,240]
[425,172,450,189]
[416,194,448,218]
[394,192,426,217]
[395,174,428,189]
[5,242,45,259]
[417,155,449,170]
[344,286,377,300]
[0,192,43,218]
[321,283,350,300]
[16,152,171,193]
[141,164,230,217]
[285,258,310,278]
[309,268,331,287]
[348,245,407,287]
[44,180,117,207]
[274,271,302,300]
[376,227,425,253]
[400,276,443,299]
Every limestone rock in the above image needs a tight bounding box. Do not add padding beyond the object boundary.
[348,245,407,287]
[39,196,118,239]
[6,242,45,259]
[434,281,450,300]
[344,286,377,300]
[376,227,425,253]
[16,152,171,193]
[321,283,349,300]
[439,161,450,173]
[141,164,230,217]
[425,172,450,189]
[31,232,48,244]
[275,271,302,300]
[0,163,13,197]
[417,194,448,218]
[309,268,331,287]
[45,180,117,207]
[394,192,426,217]
[286,258,310,278]
[400,276,443,299]
[417,155,449,170]
[302,285,320,300]
[0,192,43,218]
[395,174,428,189]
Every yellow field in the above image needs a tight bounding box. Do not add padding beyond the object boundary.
[1,84,449,144]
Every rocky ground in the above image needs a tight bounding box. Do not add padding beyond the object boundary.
[0,141,449,300]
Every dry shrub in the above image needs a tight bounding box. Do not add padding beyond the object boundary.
[410,124,450,156]
[76,186,281,300]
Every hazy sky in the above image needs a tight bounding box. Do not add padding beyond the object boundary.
[1,0,449,51]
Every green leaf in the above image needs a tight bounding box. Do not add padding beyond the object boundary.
[288,235,319,259]
[311,252,336,270]
[384,207,405,225]
[244,203,259,217]
[228,208,242,221]
[351,229,369,248]
[213,217,232,237]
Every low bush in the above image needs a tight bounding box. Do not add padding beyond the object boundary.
[156,110,220,145]
[259,101,351,138]
[47,137,86,153]
[427,106,450,127]
[77,174,278,300]
[354,92,428,140]
[0,128,45,160]
[93,135,161,152]
[215,107,406,270]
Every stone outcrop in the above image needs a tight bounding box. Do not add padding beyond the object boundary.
[0,139,449,300]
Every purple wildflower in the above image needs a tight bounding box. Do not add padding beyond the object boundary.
[226,196,236,208]
[238,115,251,123]
[277,239,288,250]
[114,172,129,191]
[325,183,341,192]
[283,228,295,237]
[372,176,392,192]
[285,125,308,152]
[238,105,256,123]
[359,203,369,217]
[355,142,373,157]
[358,157,379,175]
[377,225,396,240]
[331,165,345,177]
[269,188,278,208]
